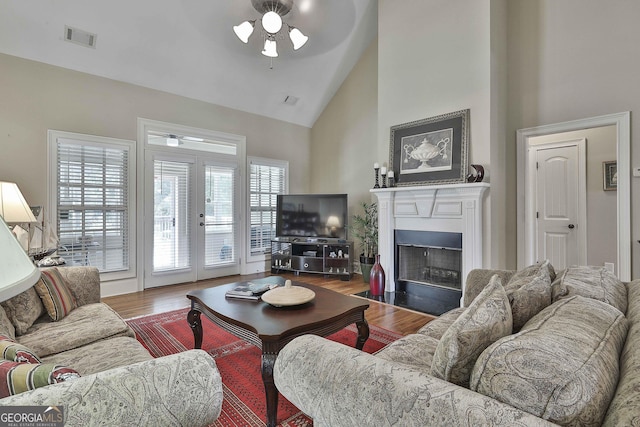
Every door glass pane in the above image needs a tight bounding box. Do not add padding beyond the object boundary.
[153,160,191,271]
[204,165,236,267]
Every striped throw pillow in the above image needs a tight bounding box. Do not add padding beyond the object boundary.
[0,360,80,397]
[35,268,78,321]
[0,335,40,363]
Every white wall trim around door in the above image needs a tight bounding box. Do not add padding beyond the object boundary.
[516,112,631,281]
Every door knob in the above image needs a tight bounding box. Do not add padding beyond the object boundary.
[200,222,204,226]
[568,224,575,229]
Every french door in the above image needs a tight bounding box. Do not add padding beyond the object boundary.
[144,151,239,287]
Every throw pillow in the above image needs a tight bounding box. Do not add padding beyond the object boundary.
[35,268,78,321]
[508,259,556,283]
[504,260,553,332]
[471,296,628,426]
[0,305,16,341]
[551,265,627,314]
[0,336,41,363]
[0,360,80,398]
[430,275,512,388]
[0,288,45,336]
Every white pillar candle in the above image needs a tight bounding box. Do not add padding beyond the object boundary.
[374,162,379,169]
[388,171,394,178]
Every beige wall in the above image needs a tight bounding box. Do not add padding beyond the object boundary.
[310,38,378,222]
[0,53,311,208]
[530,126,617,269]
[314,0,640,277]
[507,0,640,278]
[377,0,499,266]
[4,0,639,280]
[0,52,312,294]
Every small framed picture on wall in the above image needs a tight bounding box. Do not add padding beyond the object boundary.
[603,160,617,191]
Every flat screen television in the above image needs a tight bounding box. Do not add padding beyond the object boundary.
[276,194,348,240]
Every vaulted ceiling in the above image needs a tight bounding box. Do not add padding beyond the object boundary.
[0,0,378,128]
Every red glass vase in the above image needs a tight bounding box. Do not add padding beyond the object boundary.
[369,254,386,296]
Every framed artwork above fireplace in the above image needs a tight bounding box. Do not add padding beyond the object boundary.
[389,109,469,186]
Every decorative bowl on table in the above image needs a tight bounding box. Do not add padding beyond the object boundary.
[261,280,315,307]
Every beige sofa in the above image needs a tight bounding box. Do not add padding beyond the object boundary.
[274,263,640,426]
[0,266,223,427]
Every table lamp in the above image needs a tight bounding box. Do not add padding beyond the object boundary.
[0,182,37,224]
[326,216,341,237]
[0,181,38,251]
[0,216,40,301]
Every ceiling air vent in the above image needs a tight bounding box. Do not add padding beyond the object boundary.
[283,95,299,106]
[64,25,97,48]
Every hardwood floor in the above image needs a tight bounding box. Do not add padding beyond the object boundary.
[102,272,435,336]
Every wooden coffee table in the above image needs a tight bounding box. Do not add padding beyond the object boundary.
[186,276,370,427]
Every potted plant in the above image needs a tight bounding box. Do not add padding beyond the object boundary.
[350,201,378,283]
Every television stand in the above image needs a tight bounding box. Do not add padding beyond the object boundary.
[271,237,353,280]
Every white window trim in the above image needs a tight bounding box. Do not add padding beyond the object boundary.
[47,130,136,282]
[246,156,289,263]
[137,118,247,289]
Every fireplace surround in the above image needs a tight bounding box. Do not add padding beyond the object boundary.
[370,183,489,314]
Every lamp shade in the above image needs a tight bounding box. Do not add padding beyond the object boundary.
[233,20,255,43]
[289,27,308,50]
[262,38,278,57]
[326,216,341,228]
[0,216,40,302]
[0,182,37,223]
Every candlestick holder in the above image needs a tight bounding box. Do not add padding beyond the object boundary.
[373,167,380,189]
[381,172,387,188]
[388,176,395,187]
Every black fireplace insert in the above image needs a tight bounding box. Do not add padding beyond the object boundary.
[394,229,462,315]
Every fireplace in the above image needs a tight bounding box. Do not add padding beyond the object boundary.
[395,230,462,315]
[370,183,489,315]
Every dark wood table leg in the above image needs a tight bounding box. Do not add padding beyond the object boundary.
[187,309,203,349]
[261,351,279,427]
[355,318,370,350]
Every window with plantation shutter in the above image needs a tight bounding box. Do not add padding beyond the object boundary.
[248,158,288,256]
[49,132,135,278]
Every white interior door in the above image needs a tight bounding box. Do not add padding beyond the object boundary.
[534,140,587,269]
[144,152,239,288]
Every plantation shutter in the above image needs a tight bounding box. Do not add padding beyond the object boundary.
[203,164,237,266]
[249,160,287,255]
[153,160,191,272]
[56,140,130,272]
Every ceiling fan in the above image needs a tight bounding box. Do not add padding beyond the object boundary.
[233,0,309,60]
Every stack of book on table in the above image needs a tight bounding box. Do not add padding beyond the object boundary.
[225,282,277,300]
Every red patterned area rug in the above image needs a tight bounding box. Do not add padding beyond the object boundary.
[126,307,401,427]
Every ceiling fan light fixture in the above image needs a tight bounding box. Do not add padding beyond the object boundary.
[234,0,308,64]
[233,20,255,43]
[262,38,278,57]
[288,26,308,50]
[261,11,283,34]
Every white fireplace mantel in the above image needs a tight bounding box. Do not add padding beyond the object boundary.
[371,182,489,305]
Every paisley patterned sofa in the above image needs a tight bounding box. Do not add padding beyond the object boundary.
[274,263,640,426]
[0,266,222,426]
